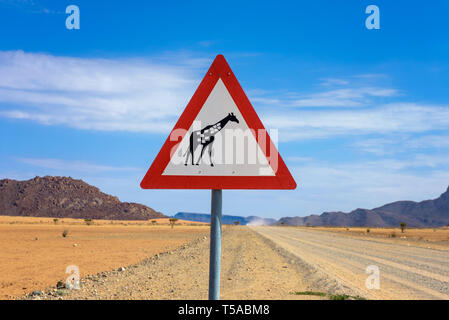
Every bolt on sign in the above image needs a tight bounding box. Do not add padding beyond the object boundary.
[140,55,296,189]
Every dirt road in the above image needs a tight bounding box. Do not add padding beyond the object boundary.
[251,226,449,300]
[30,227,321,300]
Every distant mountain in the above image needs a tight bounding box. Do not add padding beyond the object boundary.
[0,176,166,220]
[279,186,449,228]
[174,212,276,225]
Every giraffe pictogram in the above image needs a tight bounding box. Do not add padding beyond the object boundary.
[184,113,239,166]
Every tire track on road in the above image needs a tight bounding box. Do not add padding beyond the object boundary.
[252,227,449,300]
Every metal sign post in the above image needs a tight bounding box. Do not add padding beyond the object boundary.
[208,189,222,300]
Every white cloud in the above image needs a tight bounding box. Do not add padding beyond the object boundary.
[289,87,398,107]
[263,103,449,141]
[0,50,205,132]
[290,156,449,215]
[1,50,448,148]
[319,78,350,86]
[250,84,398,109]
[353,134,449,155]
[16,157,140,173]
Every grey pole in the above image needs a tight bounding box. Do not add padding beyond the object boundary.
[209,189,222,300]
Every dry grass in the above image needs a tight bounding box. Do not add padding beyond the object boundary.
[0,215,210,299]
[0,215,208,226]
[308,226,449,242]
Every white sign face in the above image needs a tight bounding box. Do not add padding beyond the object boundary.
[162,79,275,176]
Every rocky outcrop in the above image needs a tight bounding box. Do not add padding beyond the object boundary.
[0,176,165,220]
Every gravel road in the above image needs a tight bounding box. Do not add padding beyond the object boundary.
[29,227,323,300]
[251,227,449,300]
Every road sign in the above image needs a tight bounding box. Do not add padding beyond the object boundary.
[140,54,296,190]
[140,55,297,300]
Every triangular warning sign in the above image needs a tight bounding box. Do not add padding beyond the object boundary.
[140,55,296,189]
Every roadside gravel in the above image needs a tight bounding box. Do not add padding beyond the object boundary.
[24,227,326,300]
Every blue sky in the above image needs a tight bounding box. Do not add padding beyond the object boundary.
[1,0,449,219]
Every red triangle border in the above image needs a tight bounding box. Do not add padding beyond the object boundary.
[140,55,297,190]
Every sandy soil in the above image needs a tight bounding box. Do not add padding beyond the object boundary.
[22,227,323,300]
[0,215,208,226]
[311,226,449,245]
[252,226,449,300]
[0,216,209,299]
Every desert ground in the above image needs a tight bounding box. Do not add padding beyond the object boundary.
[311,226,449,246]
[252,226,449,300]
[2,216,449,300]
[0,216,209,299]
[38,226,322,300]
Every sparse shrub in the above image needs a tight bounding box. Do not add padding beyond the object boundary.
[366,228,370,233]
[390,231,397,238]
[84,218,93,226]
[400,222,406,233]
[62,230,69,238]
[293,291,326,297]
[151,220,157,225]
[280,221,285,226]
[169,218,178,228]
[53,218,59,224]
[234,221,240,226]
[306,223,311,227]
[329,294,350,300]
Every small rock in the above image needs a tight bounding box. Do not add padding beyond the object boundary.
[56,289,67,296]
[31,290,42,296]
[56,280,65,289]
[118,267,126,272]
[73,243,78,247]
[34,237,39,241]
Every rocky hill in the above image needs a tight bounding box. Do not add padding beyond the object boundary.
[0,176,165,220]
[279,186,449,227]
